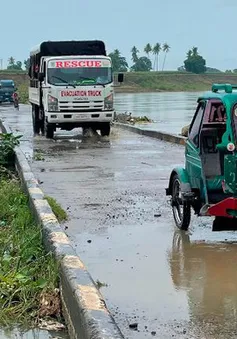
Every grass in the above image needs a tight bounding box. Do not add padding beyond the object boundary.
[115,72,237,92]
[18,83,28,104]
[0,178,61,328]
[33,152,45,161]
[2,71,237,101]
[45,196,67,223]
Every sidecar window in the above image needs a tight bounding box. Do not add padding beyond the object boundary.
[189,102,205,147]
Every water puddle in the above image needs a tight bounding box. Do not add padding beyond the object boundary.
[0,328,69,339]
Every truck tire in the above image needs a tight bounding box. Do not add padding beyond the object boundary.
[32,105,40,134]
[100,123,110,136]
[39,108,45,135]
[45,122,54,139]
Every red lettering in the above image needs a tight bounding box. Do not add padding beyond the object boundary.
[71,61,78,67]
[55,61,63,68]
[87,90,101,96]
[55,60,103,68]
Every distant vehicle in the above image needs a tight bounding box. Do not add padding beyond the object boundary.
[0,80,15,104]
[28,40,124,138]
[166,84,237,231]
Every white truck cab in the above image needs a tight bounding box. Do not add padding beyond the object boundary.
[28,40,124,138]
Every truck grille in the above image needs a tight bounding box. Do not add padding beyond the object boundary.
[59,100,103,112]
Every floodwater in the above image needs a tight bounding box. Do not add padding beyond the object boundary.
[0,328,68,339]
[114,91,203,134]
[1,93,237,338]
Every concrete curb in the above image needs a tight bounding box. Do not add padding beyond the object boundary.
[0,120,124,339]
[114,122,187,145]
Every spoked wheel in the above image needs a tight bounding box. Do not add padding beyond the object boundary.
[171,174,191,230]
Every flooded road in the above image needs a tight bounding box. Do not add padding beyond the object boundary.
[0,328,68,339]
[114,91,203,135]
[1,97,237,339]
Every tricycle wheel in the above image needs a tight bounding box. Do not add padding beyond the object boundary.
[171,174,191,230]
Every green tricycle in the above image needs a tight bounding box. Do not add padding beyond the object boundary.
[166,84,237,231]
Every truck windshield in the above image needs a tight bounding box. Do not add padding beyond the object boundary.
[47,62,112,86]
[0,83,14,89]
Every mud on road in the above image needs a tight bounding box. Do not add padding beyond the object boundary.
[2,104,237,339]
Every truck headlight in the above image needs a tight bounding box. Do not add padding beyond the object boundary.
[48,95,58,112]
[104,94,113,110]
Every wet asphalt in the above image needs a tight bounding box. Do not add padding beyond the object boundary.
[2,104,237,339]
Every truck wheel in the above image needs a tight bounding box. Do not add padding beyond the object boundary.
[171,174,191,230]
[32,105,40,134]
[45,122,54,139]
[39,119,45,135]
[100,123,110,136]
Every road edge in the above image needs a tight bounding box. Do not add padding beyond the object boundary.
[114,122,187,145]
[0,119,124,339]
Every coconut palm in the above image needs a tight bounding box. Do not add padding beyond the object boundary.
[187,50,192,58]
[161,43,170,71]
[192,47,198,56]
[144,43,152,60]
[153,43,161,71]
[8,56,15,66]
[108,49,128,72]
[131,46,139,63]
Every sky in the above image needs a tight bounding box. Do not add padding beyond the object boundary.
[1,0,237,71]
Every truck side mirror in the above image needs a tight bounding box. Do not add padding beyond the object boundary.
[38,72,44,82]
[118,73,124,83]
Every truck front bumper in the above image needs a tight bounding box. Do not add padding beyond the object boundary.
[46,111,114,124]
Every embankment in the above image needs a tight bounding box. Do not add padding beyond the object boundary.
[1,71,237,94]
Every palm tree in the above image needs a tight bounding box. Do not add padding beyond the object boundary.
[187,49,192,58]
[161,43,170,71]
[144,43,152,60]
[108,49,128,72]
[8,56,15,66]
[131,46,139,63]
[152,43,161,71]
[192,47,198,56]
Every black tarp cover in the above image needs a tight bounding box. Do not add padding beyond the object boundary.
[32,40,106,58]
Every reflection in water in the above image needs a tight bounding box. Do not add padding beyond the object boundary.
[0,328,68,339]
[169,231,237,337]
[114,92,204,134]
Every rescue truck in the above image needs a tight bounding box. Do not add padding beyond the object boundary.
[28,40,123,138]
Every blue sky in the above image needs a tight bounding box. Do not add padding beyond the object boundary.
[1,0,236,71]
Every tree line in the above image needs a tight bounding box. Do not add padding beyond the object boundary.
[108,43,170,72]
[4,47,237,74]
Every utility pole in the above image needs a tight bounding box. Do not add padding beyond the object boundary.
[0,59,3,70]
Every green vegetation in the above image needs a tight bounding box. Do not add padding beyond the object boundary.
[45,196,67,223]
[7,57,23,71]
[2,71,237,94]
[0,134,62,328]
[33,151,45,161]
[116,72,237,92]
[109,43,170,72]
[18,83,28,104]
[0,133,21,166]
[0,180,60,326]
[108,50,128,72]
[184,47,206,74]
